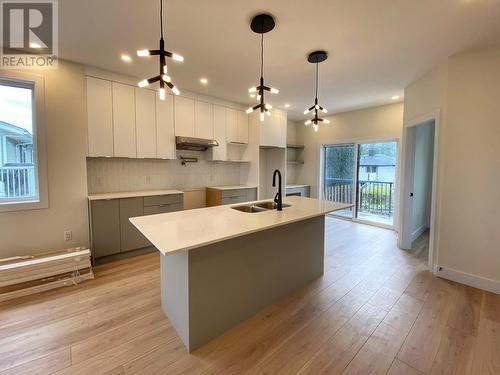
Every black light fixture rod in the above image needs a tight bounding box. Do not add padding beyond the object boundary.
[160,0,164,39]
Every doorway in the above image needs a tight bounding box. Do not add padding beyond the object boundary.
[323,140,398,228]
[399,114,438,268]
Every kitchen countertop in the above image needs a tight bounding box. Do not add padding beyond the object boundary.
[88,189,184,201]
[206,185,258,191]
[130,196,351,255]
[286,184,311,189]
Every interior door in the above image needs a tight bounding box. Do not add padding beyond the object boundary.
[323,144,356,218]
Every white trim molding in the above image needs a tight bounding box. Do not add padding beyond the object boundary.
[434,265,500,295]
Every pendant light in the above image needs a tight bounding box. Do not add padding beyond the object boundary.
[304,51,329,132]
[246,14,279,122]
[136,0,183,100]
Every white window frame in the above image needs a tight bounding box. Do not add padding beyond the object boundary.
[0,71,48,212]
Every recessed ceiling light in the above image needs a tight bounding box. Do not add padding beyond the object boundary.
[200,78,208,85]
[121,54,132,62]
[284,103,290,108]
[392,95,400,100]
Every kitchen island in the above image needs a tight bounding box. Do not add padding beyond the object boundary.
[130,196,351,352]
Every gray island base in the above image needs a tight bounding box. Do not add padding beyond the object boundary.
[161,216,325,352]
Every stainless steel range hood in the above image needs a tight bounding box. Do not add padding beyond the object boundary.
[175,136,219,151]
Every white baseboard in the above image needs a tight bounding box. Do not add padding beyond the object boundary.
[434,265,500,295]
[410,225,427,243]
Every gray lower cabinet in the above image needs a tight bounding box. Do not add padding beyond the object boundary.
[90,199,121,258]
[285,186,310,197]
[119,198,150,252]
[90,193,184,258]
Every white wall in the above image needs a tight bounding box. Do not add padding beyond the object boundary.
[410,121,435,240]
[0,61,89,257]
[296,102,404,198]
[404,47,500,286]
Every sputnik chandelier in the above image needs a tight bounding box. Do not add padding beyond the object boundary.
[304,51,330,132]
[136,0,183,100]
[245,14,279,122]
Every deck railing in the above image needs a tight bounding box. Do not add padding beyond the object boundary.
[324,179,394,217]
[0,165,36,198]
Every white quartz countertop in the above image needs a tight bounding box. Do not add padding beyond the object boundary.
[130,196,352,255]
[88,189,184,201]
[286,184,311,189]
[206,185,258,191]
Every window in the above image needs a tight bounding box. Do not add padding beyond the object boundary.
[366,166,378,173]
[0,72,47,211]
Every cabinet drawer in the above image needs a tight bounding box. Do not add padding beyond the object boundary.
[221,195,247,205]
[143,203,183,215]
[221,189,247,199]
[143,194,183,207]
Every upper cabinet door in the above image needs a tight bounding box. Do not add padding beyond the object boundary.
[211,105,227,161]
[226,108,238,143]
[259,112,274,147]
[112,82,137,158]
[156,93,175,159]
[275,110,287,148]
[174,96,195,137]
[86,77,113,157]
[237,110,249,144]
[135,88,157,158]
[194,100,214,140]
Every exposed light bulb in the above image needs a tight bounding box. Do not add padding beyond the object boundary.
[284,104,290,108]
[249,94,256,98]
[323,119,331,124]
[121,54,132,62]
[315,104,320,110]
[162,74,171,82]
[305,120,312,126]
[159,88,166,101]
[265,104,272,110]
[304,109,310,115]
[259,112,265,122]
[246,107,254,114]
[171,86,180,95]
[321,108,328,114]
[270,87,279,94]
[266,110,271,117]
[200,77,208,85]
[137,49,150,57]
[248,87,257,93]
[172,53,184,62]
[163,65,168,74]
[138,79,149,88]
[313,124,319,132]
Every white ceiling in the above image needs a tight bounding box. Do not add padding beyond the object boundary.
[59,0,500,119]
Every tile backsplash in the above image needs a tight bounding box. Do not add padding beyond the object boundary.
[87,154,245,194]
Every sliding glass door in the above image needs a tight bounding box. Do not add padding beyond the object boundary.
[323,144,355,218]
[323,141,397,227]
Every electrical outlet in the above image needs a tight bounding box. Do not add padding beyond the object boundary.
[64,230,72,241]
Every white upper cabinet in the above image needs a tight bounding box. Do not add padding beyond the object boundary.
[156,93,175,159]
[86,77,113,157]
[194,100,214,140]
[226,108,238,143]
[259,109,287,148]
[226,108,248,144]
[174,96,195,137]
[135,88,157,158]
[112,82,137,158]
[237,110,249,144]
[211,105,227,161]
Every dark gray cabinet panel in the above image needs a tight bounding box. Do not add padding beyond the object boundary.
[143,202,183,215]
[119,198,150,252]
[143,194,183,207]
[91,200,121,258]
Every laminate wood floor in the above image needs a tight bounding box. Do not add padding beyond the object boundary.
[1,218,498,374]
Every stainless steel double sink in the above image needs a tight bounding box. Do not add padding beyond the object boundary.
[231,201,291,213]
